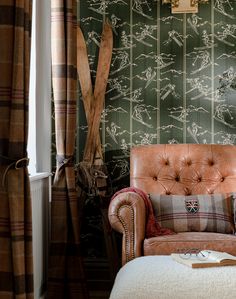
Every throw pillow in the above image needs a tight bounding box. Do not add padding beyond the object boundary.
[149,193,236,234]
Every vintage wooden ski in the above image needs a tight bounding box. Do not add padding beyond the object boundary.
[77,27,102,161]
[82,21,113,164]
[77,22,118,280]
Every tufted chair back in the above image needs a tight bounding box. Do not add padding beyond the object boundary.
[130,144,236,196]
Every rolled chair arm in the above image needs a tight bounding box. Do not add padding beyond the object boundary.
[108,192,146,265]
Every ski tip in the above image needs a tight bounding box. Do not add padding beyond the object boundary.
[104,18,112,30]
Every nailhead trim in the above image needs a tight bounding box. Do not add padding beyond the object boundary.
[117,204,135,263]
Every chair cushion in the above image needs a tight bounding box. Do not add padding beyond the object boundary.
[150,193,235,234]
[144,232,236,256]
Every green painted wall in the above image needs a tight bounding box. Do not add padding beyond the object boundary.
[77,0,236,189]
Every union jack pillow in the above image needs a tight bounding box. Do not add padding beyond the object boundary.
[149,193,236,234]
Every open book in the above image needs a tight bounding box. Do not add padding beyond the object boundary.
[171,250,236,268]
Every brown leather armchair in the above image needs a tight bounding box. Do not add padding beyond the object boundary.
[108,144,236,265]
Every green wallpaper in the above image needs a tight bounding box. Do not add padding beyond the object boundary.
[77,0,236,188]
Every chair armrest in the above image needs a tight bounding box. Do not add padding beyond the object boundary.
[108,192,146,265]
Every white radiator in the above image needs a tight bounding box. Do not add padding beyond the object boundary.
[30,173,51,299]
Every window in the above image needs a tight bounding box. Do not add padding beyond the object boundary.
[28,0,51,175]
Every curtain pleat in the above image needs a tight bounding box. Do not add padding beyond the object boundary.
[48,0,89,298]
[0,0,33,298]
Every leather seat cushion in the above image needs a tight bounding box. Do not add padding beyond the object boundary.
[144,232,236,256]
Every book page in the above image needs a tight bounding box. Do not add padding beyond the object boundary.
[171,254,215,267]
[200,250,236,263]
[171,251,236,268]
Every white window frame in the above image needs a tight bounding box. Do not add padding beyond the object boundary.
[28,0,51,176]
[28,3,51,298]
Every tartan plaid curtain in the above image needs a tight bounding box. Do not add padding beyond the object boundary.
[48,1,89,298]
[0,0,33,298]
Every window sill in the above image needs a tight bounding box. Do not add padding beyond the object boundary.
[29,172,51,182]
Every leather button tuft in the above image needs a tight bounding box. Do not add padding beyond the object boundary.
[197,177,202,182]
[165,160,169,166]
[209,160,214,166]
[175,176,180,182]
[220,177,225,182]
[184,188,191,195]
[186,159,192,166]
[166,191,171,195]
[153,176,157,181]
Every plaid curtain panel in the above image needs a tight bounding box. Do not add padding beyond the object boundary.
[0,0,33,298]
[47,1,89,298]
[150,193,235,234]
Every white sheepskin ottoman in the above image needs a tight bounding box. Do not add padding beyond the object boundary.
[109,256,236,299]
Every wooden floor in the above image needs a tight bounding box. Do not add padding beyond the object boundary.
[89,290,110,299]
[85,258,115,299]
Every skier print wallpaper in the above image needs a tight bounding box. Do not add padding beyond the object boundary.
[45,0,236,258]
[73,0,236,192]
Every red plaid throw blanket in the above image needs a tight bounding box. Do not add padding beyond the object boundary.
[112,187,175,238]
